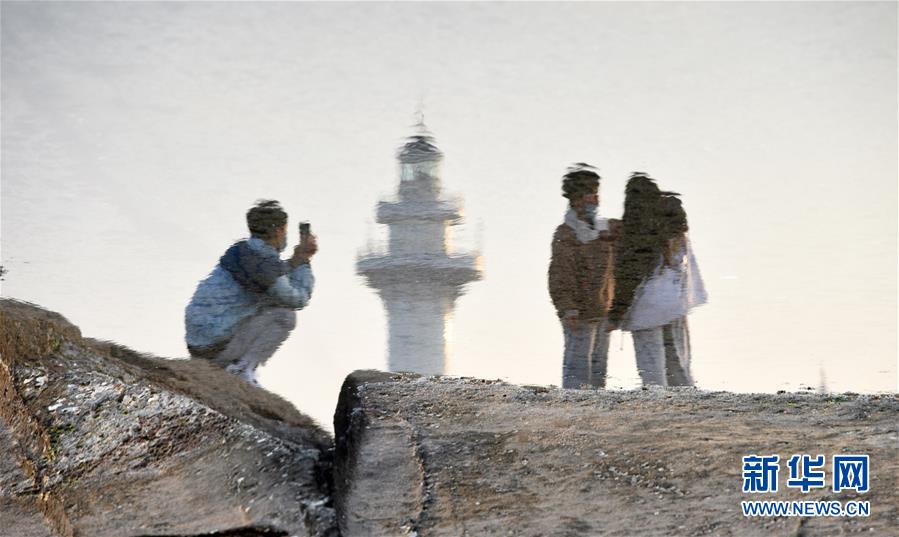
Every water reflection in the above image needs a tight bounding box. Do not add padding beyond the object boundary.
[356,122,482,375]
[0,2,893,435]
[551,168,707,389]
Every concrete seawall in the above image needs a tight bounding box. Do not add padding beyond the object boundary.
[0,299,337,537]
[2,299,896,536]
[333,371,898,536]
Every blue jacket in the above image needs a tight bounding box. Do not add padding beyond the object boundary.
[185,237,314,348]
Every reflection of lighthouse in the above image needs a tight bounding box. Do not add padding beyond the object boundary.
[357,123,482,375]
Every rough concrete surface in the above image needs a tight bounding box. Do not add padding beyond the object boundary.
[3,297,897,537]
[1,418,54,537]
[334,370,898,537]
[0,298,337,537]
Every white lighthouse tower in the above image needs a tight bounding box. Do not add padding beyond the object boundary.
[357,123,482,375]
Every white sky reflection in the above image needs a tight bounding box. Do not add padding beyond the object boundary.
[2,2,896,429]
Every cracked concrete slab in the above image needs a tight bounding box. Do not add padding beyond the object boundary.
[333,370,898,537]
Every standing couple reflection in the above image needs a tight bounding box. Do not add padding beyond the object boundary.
[548,165,707,389]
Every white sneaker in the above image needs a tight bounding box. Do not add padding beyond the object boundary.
[225,362,245,376]
[224,359,260,387]
[244,368,260,387]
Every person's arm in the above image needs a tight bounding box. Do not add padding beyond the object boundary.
[266,264,314,309]
[598,219,621,330]
[601,218,622,241]
[548,231,579,322]
[266,234,317,309]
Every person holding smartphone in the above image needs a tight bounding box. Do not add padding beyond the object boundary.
[185,200,318,386]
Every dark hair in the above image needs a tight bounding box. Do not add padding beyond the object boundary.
[622,172,661,219]
[609,173,689,323]
[659,194,688,235]
[246,200,288,238]
[561,164,600,200]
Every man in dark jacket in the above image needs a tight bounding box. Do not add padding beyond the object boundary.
[548,166,619,388]
[185,200,317,385]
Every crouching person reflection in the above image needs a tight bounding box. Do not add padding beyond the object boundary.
[607,174,706,387]
[185,200,318,386]
[548,165,619,389]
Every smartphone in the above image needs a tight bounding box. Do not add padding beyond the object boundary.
[299,221,311,240]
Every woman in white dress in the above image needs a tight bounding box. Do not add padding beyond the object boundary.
[607,173,707,387]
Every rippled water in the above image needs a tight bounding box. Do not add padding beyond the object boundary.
[2,2,895,428]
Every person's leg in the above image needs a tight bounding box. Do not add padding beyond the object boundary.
[211,317,256,372]
[240,307,296,373]
[663,316,694,387]
[589,320,610,388]
[562,320,593,389]
[632,327,667,387]
[213,307,297,382]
